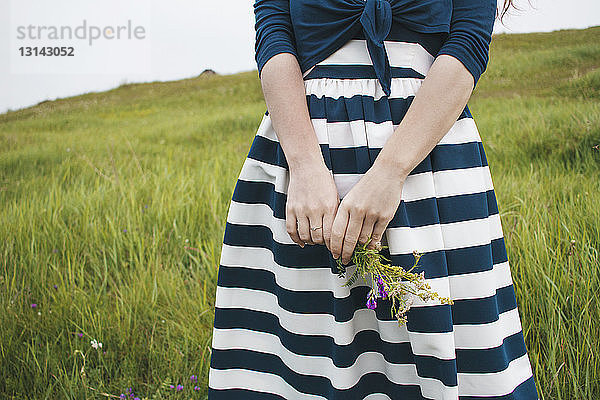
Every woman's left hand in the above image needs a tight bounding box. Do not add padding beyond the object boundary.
[329,163,406,265]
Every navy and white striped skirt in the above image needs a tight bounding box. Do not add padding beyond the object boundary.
[208,36,540,399]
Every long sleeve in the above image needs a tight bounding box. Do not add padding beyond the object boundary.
[435,0,497,89]
[254,0,299,78]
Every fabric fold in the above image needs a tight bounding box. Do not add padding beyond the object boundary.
[360,0,393,96]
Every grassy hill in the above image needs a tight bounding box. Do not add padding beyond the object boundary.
[1,25,599,399]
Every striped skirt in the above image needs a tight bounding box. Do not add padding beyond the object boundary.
[208,36,540,399]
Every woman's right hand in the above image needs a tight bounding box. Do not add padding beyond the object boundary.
[286,161,340,251]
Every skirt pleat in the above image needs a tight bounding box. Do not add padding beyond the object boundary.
[208,37,539,400]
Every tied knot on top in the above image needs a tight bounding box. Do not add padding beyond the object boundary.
[360,0,393,96]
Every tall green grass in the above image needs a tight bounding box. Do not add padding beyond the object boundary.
[1,25,599,399]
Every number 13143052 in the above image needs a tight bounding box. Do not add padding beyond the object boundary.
[18,46,75,56]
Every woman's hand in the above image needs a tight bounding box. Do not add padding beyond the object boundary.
[286,161,340,250]
[329,163,406,265]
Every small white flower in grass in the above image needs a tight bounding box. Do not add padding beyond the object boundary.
[90,339,103,350]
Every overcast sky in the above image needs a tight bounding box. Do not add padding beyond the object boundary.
[1,0,598,114]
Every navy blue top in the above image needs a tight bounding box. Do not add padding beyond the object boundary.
[254,0,498,94]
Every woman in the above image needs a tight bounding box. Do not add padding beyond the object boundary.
[208,0,540,398]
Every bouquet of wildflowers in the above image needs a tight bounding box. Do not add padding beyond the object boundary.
[333,237,453,326]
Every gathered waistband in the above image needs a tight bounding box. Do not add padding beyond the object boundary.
[302,38,436,82]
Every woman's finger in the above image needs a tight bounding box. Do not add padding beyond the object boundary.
[341,210,365,264]
[330,206,349,259]
[322,207,335,252]
[357,213,377,248]
[369,216,389,250]
[297,215,314,246]
[286,211,303,247]
[309,213,325,245]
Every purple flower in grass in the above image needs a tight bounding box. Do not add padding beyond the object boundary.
[176,384,184,391]
[194,386,201,391]
[120,395,127,399]
[169,385,175,389]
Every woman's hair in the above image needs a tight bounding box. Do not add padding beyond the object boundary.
[498,0,522,23]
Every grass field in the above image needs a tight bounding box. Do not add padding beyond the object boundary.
[1,25,599,399]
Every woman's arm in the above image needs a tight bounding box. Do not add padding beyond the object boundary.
[260,54,324,174]
[374,0,498,177]
[260,54,341,250]
[372,54,474,180]
[328,0,498,264]
[254,0,323,170]
[328,56,475,264]
[255,0,340,250]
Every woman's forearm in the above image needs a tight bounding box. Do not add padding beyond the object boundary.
[259,53,325,172]
[373,54,475,179]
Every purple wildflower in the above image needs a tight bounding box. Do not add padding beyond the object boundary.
[194,386,201,391]
[381,288,388,300]
[366,296,377,309]
[377,285,388,299]
[190,375,197,382]
[31,303,37,308]
[134,398,140,400]
[176,384,184,391]
[123,228,127,233]
[53,284,58,289]
[169,385,175,389]
[78,333,84,338]
[120,395,127,399]
[375,276,389,300]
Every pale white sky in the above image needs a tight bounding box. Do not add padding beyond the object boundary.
[1,0,598,114]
